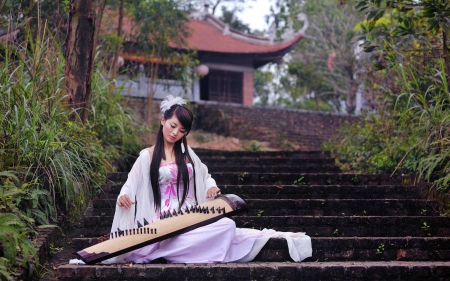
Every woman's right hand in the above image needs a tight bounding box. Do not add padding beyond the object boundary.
[117,194,134,209]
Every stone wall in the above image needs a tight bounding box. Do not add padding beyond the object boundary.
[123,97,359,151]
[191,101,359,151]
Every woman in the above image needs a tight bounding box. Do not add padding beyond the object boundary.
[108,95,311,264]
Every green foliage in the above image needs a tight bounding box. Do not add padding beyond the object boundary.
[253,68,275,107]
[0,212,37,268]
[327,1,450,206]
[262,0,367,113]
[128,0,189,56]
[355,0,450,73]
[192,130,209,144]
[0,32,106,215]
[280,61,334,112]
[0,176,53,226]
[324,110,416,173]
[219,6,252,34]
[394,62,450,192]
[376,243,385,254]
[0,23,144,278]
[293,177,307,185]
[421,222,431,229]
[89,71,144,166]
[0,257,14,281]
[114,0,198,112]
[246,140,262,152]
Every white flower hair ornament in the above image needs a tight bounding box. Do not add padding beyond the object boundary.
[160,95,187,114]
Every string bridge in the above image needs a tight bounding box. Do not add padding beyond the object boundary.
[110,227,157,239]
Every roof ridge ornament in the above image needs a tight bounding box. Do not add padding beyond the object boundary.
[223,24,230,35]
[189,0,211,20]
[268,13,309,44]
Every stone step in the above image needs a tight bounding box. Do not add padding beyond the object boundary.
[71,236,450,262]
[207,164,341,173]
[82,216,450,237]
[201,157,336,165]
[57,261,450,281]
[98,184,423,199]
[193,149,331,158]
[119,150,332,166]
[90,199,440,217]
[107,172,403,185]
[212,173,403,186]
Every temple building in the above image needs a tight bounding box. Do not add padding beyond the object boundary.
[115,6,307,105]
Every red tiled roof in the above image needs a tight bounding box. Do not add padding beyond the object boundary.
[101,10,302,56]
[172,19,303,54]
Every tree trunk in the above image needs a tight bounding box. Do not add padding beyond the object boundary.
[346,79,357,115]
[111,0,124,79]
[345,65,356,115]
[65,0,96,123]
[146,62,160,127]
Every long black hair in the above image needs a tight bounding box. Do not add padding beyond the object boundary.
[150,104,197,212]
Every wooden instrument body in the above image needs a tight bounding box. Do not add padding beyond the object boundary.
[76,194,248,264]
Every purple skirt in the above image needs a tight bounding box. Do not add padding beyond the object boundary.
[125,218,276,264]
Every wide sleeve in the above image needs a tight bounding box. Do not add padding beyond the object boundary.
[199,161,217,189]
[188,146,217,204]
[111,149,151,236]
[103,149,152,264]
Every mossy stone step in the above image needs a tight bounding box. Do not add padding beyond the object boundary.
[82,216,450,237]
[57,261,450,281]
[206,164,341,173]
[98,184,423,199]
[201,157,337,165]
[211,173,403,186]
[91,199,440,217]
[107,172,403,185]
[72,236,450,262]
[193,149,331,158]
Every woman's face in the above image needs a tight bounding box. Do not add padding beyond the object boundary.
[161,116,187,146]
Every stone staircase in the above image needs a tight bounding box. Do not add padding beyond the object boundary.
[57,149,450,280]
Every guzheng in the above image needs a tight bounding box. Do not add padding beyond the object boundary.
[76,194,248,264]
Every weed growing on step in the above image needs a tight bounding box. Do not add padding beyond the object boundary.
[49,244,63,255]
[376,244,385,255]
[192,130,209,143]
[421,222,430,230]
[237,172,249,182]
[351,175,360,184]
[257,210,264,217]
[293,177,308,185]
[421,209,427,215]
[333,229,339,236]
[327,178,332,184]
[247,140,262,151]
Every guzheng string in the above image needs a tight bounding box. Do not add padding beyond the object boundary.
[107,205,227,240]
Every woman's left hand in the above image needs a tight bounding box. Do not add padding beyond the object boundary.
[206,187,221,198]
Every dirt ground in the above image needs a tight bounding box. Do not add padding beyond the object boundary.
[186,130,281,151]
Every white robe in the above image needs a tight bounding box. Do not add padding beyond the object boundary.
[104,146,312,264]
